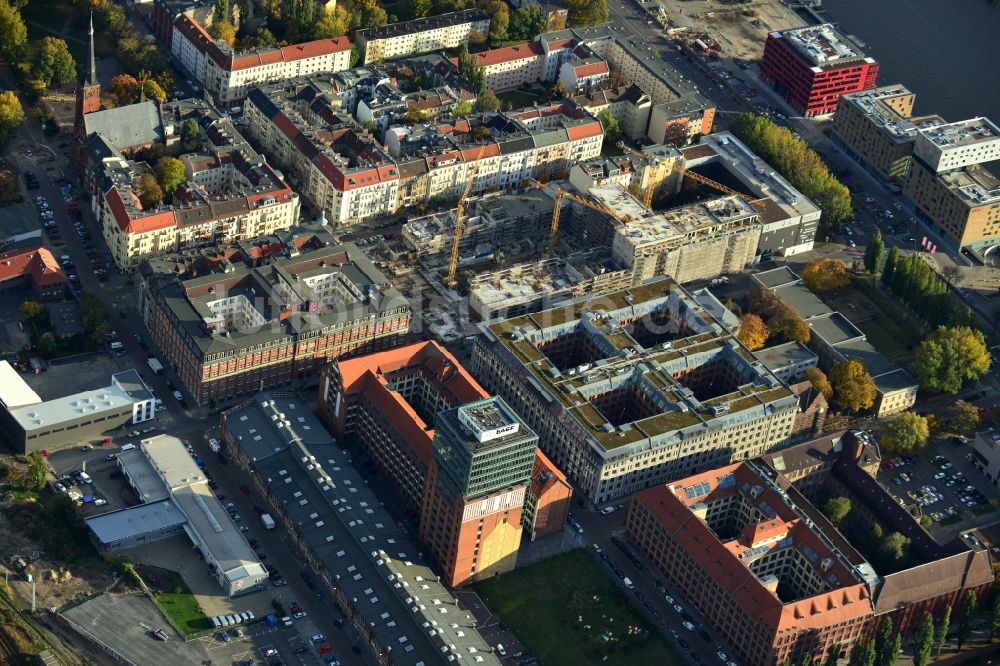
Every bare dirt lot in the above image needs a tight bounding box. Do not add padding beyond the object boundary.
[661,0,805,60]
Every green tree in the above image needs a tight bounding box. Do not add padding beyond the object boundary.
[235,0,251,29]
[31,37,77,87]
[729,113,852,233]
[20,300,42,319]
[881,245,898,288]
[822,644,841,666]
[829,359,877,413]
[565,0,607,27]
[597,109,621,146]
[873,617,895,666]
[476,90,501,113]
[349,0,388,30]
[848,638,875,666]
[156,157,186,197]
[26,452,46,491]
[350,43,360,67]
[546,79,567,100]
[879,412,930,454]
[313,6,349,38]
[879,532,910,565]
[180,118,201,152]
[941,400,979,438]
[509,5,547,40]
[914,326,991,394]
[37,331,56,356]
[451,99,473,117]
[138,173,163,210]
[401,0,431,19]
[804,367,833,400]
[489,3,508,43]
[823,496,851,526]
[936,605,951,657]
[913,613,934,666]
[403,107,427,124]
[800,655,813,666]
[215,0,230,20]
[957,589,977,650]
[0,0,27,61]
[0,90,25,149]
[864,230,885,275]
[210,17,236,45]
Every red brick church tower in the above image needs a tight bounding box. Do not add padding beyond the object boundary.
[78,13,100,115]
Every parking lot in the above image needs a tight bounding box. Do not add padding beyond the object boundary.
[46,444,147,513]
[877,440,998,538]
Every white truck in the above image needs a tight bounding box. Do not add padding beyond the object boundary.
[208,438,221,453]
[261,513,275,530]
[147,357,164,375]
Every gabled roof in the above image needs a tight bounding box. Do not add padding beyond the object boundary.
[83,101,164,149]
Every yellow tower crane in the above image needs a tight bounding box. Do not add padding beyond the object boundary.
[616,142,768,211]
[538,182,634,257]
[445,145,488,286]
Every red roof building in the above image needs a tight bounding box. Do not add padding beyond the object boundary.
[525,450,572,541]
[0,245,67,302]
[626,462,872,665]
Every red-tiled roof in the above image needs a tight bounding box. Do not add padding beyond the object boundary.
[0,245,66,286]
[573,61,609,78]
[470,42,545,67]
[336,341,489,466]
[566,121,603,141]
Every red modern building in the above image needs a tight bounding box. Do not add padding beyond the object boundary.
[760,24,878,117]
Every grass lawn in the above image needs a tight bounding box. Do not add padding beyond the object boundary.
[148,569,212,636]
[472,550,684,666]
[497,89,540,109]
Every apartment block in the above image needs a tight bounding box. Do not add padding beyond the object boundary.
[171,14,352,104]
[83,100,300,272]
[419,398,538,587]
[569,85,653,142]
[760,24,878,117]
[470,277,800,503]
[135,228,410,405]
[356,10,490,64]
[460,42,548,92]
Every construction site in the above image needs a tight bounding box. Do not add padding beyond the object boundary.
[385,133,820,332]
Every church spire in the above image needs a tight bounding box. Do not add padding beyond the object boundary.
[87,12,97,87]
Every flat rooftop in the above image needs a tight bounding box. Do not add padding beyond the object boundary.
[86,500,187,545]
[141,435,264,580]
[118,448,171,503]
[113,370,153,403]
[779,23,868,68]
[752,341,817,371]
[483,278,796,455]
[770,282,831,320]
[918,117,1000,149]
[10,385,135,432]
[808,312,865,347]
[752,266,800,290]
[0,360,42,408]
[940,163,1000,206]
[224,394,502,666]
[841,85,944,142]
[357,9,487,41]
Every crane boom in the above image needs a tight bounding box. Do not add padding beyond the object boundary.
[446,145,488,285]
[542,183,633,256]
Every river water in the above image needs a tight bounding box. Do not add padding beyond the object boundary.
[820,0,1000,123]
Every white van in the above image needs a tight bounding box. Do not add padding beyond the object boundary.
[623,577,635,590]
[239,611,251,623]
[211,616,222,629]
[120,443,136,452]
[496,644,507,657]
[219,615,231,627]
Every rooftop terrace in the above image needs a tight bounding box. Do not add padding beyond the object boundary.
[780,24,867,67]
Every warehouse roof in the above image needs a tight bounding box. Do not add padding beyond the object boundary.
[224,394,501,666]
[0,361,42,409]
[86,500,187,546]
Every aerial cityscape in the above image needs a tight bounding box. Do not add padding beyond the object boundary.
[0,0,998,664]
